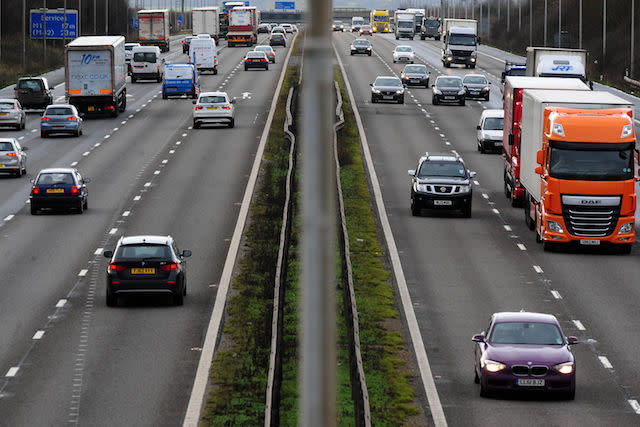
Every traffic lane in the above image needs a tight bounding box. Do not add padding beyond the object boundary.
[0,38,252,221]
[376,33,640,413]
[334,33,639,424]
[0,40,291,425]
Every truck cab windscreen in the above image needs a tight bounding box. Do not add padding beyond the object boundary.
[398,21,413,28]
[448,34,476,46]
[375,16,389,22]
[549,146,634,181]
[425,20,439,27]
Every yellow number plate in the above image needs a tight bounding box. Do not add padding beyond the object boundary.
[131,268,155,274]
[46,188,65,193]
[0,112,7,116]
[207,106,218,110]
[0,164,4,167]
[88,106,95,112]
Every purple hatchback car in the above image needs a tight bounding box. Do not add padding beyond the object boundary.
[472,312,578,399]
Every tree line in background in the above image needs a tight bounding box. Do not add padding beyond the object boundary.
[439,0,639,89]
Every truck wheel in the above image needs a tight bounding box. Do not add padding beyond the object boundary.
[213,68,218,75]
[119,94,127,112]
[421,35,425,40]
[524,201,535,230]
[503,172,511,198]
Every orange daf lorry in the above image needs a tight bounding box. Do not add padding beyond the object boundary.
[520,89,637,253]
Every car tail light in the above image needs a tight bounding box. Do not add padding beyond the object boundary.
[6,152,17,157]
[222,105,231,110]
[195,106,203,110]
[261,58,267,62]
[107,105,114,111]
[108,263,126,272]
[245,58,251,62]
[160,262,178,271]
[70,186,79,194]
[41,116,50,121]
[67,116,77,120]
[32,186,40,194]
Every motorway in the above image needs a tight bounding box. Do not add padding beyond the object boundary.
[0,33,291,424]
[333,31,640,425]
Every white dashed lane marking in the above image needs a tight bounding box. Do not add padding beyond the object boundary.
[629,399,640,414]
[517,243,526,251]
[598,356,613,369]
[5,367,19,377]
[572,320,586,331]
[550,290,562,299]
[78,269,88,277]
[503,225,512,231]
[533,265,543,274]
[32,330,45,340]
[109,228,118,235]
[93,248,103,255]
[122,211,130,217]
[56,299,67,308]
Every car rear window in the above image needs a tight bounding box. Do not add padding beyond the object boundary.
[0,142,15,151]
[18,79,43,90]
[45,107,73,116]
[255,46,271,51]
[133,52,157,62]
[200,96,227,103]
[0,102,15,109]
[247,52,264,58]
[116,244,171,259]
[37,173,74,185]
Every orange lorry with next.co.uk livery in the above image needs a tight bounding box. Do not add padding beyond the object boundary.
[520,89,637,253]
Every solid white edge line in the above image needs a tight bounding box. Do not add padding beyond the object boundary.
[572,320,586,330]
[5,367,19,377]
[182,32,299,427]
[598,356,613,369]
[332,41,448,427]
[628,399,640,414]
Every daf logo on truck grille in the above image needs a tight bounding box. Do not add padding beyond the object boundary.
[581,199,601,205]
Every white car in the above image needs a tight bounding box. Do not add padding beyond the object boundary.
[193,92,236,129]
[124,43,141,65]
[476,109,504,153]
[393,45,416,63]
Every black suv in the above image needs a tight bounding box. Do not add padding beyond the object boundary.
[14,77,53,109]
[408,152,476,217]
[104,235,191,306]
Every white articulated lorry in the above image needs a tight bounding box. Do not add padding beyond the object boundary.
[65,36,127,117]
[138,9,171,52]
[192,7,220,41]
[441,18,478,68]
[525,47,589,84]
[394,10,416,40]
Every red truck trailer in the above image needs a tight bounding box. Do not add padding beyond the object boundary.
[501,76,589,206]
[226,7,259,47]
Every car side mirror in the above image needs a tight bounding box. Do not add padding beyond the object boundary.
[30,178,35,183]
[536,149,544,165]
[477,37,482,44]
[469,171,477,178]
[22,146,29,151]
[103,250,113,258]
[476,125,481,130]
[83,178,91,184]
[408,169,415,176]
[231,99,236,104]
[192,100,196,104]
[182,250,192,258]
[13,86,17,90]
[472,333,485,343]
[508,134,514,145]
[567,336,579,345]
[369,83,373,87]
[534,166,544,175]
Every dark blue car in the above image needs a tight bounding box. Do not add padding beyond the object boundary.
[162,63,199,99]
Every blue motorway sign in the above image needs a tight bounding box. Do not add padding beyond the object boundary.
[177,16,183,25]
[131,18,139,30]
[275,1,295,10]
[30,9,78,40]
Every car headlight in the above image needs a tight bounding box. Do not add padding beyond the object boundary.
[396,89,404,94]
[458,185,471,193]
[483,86,490,92]
[470,57,477,62]
[366,47,371,50]
[618,222,634,234]
[372,26,377,31]
[351,46,356,50]
[372,88,381,94]
[482,359,506,373]
[457,89,466,95]
[433,88,442,95]
[553,362,574,375]
[547,220,564,233]
[414,183,429,193]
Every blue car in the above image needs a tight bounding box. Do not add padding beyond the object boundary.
[162,63,199,99]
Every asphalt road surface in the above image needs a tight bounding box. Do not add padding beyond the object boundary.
[333,31,640,426]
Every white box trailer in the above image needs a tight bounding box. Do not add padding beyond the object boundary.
[525,47,588,82]
[138,9,171,52]
[65,36,127,117]
[192,7,220,41]
[520,89,633,202]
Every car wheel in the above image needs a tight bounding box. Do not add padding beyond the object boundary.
[15,167,22,178]
[30,205,38,215]
[213,68,218,75]
[41,131,47,138]
[265,65,269,70]
[479,380,489,397]
[193,120,200,129]
[131,76,137,83]
[477,140,482,152]
[474,368,480,384]
[524,202,535,230]
[83,198,88,210]
[398,97,404,104]
[371,97,376,104]
[75,130,81,137]
[15,123,21,130]
[76,200,84,214]
[460,99,466,106]
[368,52,371,56]
[244,65,248,71]
[463,203,472,218]
[479,141,485,154]
[350,52,354,56]
[106,288,117,307]
[174,291,184,306]
[411,201,420,217]
[229,118,235,128]
[485,95,490,101]
[432,97,438,105]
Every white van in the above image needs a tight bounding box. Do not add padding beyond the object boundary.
[189,36,218,75]
[130,45,164,83]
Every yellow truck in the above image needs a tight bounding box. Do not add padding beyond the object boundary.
[370,9,390,33]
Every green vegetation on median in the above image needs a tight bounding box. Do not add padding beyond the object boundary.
[201,51,301,424]
[334,67,421,426]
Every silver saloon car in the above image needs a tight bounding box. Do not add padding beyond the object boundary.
[193,92,236,129]
[0,99,26,130]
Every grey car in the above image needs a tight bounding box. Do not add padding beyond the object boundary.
[0,138,28,177]
[40,104,83,138]
[371,76,405,104]
[463,74,491,101]
[400,64,430,87]
[254,45,276,63]
[350,39,372,56]
[0,99,26,130]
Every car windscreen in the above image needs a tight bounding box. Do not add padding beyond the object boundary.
[116,244,171,260]
[490,322,564,345]
[549,145,634,181]
[361,25,371,30]
[255,46,271,51]
[18,80,43,91]
[374,16,389,22]
[247,52,264,58]
[125,45,136,50]
[396,46,412,52]
[375,78,401,87]
[404,65,425,73]
[133,52,157,63]
[0,142,15,151]
[353,40,369,46]
[508,68,526,77]
[45,107,73,116]
[483,117,503,130]
[418,161,466,178]
[436,78,462,88]
[36,173,74,185]
[464,76,487,84]
[449,33,476,46]
[200,96,227,104]
[0,102,15,109]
